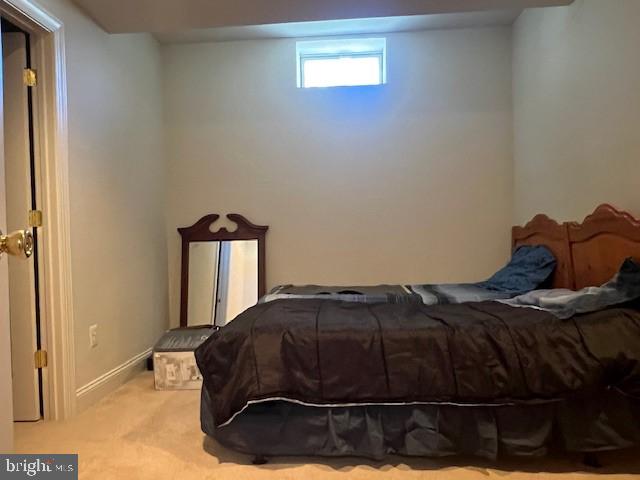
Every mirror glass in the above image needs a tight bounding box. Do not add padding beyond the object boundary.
[187,239,258,326]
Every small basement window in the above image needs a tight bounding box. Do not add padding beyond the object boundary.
[296,38,386,89]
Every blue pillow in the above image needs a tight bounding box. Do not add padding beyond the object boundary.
[479,245,556,294]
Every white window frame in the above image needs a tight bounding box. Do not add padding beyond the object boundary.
[296,38,387,88]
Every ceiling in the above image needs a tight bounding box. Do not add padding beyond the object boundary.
[71,0,574,42]
[155,11,521,44]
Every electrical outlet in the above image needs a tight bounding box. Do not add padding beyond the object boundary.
[89,324,98,348]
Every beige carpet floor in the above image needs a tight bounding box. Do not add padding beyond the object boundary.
[14,371,640,479]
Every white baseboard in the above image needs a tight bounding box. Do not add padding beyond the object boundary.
[75,348,151,413]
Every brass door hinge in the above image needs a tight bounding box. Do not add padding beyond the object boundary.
[23,68,37,87]
[28,210,43,228]
[34,350,48,369]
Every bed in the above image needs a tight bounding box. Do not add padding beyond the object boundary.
[195,204,640,463]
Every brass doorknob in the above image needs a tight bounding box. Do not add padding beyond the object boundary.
[0,229,34,259]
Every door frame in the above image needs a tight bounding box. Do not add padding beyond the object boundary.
[1,0,75,420]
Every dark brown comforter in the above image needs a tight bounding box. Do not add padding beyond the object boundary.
[195,299,640,427]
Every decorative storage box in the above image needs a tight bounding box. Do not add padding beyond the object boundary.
[153,326,216,390]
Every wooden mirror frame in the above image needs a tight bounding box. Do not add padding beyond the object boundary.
[178,214,268,327]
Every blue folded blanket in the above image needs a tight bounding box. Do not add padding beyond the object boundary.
[501,257,640,319]
[479,245,557,294]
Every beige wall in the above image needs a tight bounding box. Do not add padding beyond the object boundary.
[163,27,514,326]
[36,0,168,392]
[513,0,640,224]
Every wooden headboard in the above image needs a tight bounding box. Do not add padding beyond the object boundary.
[568,205,640,289]
[512,204,640,290]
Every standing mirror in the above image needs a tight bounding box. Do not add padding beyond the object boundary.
[179,214,267,327]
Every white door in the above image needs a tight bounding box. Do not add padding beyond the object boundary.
[0,16,14,452]
[3,29,41,422]
[1,19,38,451]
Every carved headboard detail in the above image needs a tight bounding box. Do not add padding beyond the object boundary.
[567,204,640,290]
[513,204,640,290]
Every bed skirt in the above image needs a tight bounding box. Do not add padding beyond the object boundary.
[201,388,640,460]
